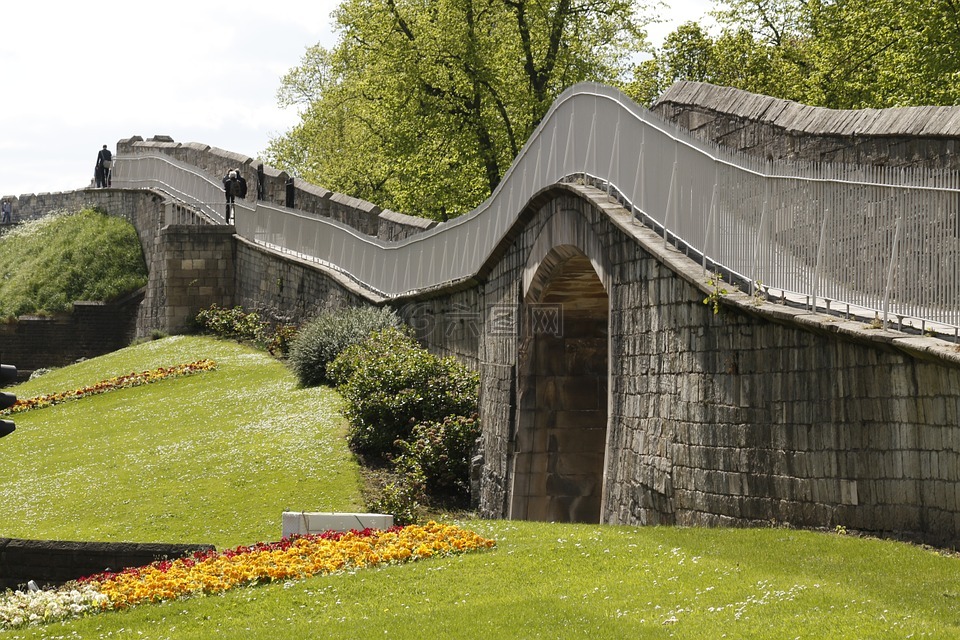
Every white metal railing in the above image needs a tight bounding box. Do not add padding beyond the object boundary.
[112,82,960,334]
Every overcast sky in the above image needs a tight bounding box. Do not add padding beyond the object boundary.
[0,0,714,198]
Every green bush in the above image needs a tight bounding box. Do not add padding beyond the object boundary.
[287,306,399,387]
[328,326,479,457]
[195,304,268,344]
[367,471,425,526]
[195,305,298,357]
[395,414,480,504]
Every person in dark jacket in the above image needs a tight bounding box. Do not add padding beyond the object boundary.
[222,169,238,223]
[96,145,113,187]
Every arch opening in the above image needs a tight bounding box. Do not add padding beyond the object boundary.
[510,245,609,523]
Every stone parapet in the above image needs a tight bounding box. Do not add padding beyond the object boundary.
[653,81,960,169]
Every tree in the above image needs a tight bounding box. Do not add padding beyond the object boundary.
[267,0,651,220]
[629,0,960,110]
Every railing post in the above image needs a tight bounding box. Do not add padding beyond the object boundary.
[751,179,770,297]
[882,214,903,330]
[634,125,645,224]
[607,110,620,197]
[703,164,719,275]
[663,142,679,250]
[811,207,831,312]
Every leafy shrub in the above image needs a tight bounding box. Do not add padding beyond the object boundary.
[195,304,299,357]
[367,471,425,527]
[195,305,268,344]
[287,306,399,386]
[395,414,480,504]
[328,326,479,457]
[266,323,298,357]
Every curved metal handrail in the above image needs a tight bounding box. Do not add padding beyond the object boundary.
[113,82,960,332]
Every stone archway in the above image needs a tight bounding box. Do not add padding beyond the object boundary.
[509,243,609,523]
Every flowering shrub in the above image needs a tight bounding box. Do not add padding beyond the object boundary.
[370,470,427,526]
[266,323,299,357]
[0,360,217,415]
[195,304,268,343]
[195,304,299,357]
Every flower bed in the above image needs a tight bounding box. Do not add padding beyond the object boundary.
[0,522,494,630]
[1,360,218,415]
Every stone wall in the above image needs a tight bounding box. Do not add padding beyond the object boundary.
[232,237,377,324]
[462,182,960,548]
[0,539,214,590]
[0,292,143,377]
[0,189,166,268]
[0,189,169,369]
[652,81,960,169]
[378,209,439,241]
[140,225,236,335]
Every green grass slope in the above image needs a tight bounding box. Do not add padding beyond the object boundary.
[0,209,147,318]
[0,335,363,548]
[5,521,960,639]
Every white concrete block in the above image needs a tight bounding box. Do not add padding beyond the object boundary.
[282,512,395,538]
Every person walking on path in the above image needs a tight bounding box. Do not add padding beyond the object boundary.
[96,145,113,188]
[222,168,247,224]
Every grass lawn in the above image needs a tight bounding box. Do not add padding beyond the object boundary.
[1,335,958,638]
[0,335,363,548]
[4,520,959,639]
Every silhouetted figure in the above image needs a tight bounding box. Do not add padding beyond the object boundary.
[222,169,246,224]
[96,145,113,188]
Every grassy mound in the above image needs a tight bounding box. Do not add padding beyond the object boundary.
[0,209,147,318]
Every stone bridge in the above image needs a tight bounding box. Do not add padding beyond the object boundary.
[6,82,960,548]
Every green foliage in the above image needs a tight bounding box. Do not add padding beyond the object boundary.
[367,471,426,527]
[194,304,297,357]
[0,209,147,318]
[703,272,728,315]
[286,306,400,387]
[631,0,960,110]
[267,0,651,219]
[328,326,479,457]
[266,323,299,357]
[195,304,269,344]
[395,415,480,504]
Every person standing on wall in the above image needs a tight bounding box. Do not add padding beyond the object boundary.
[96,145,113,188]
[233,168,247,202]
[222,168,247,224]
[222,169,237,223]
